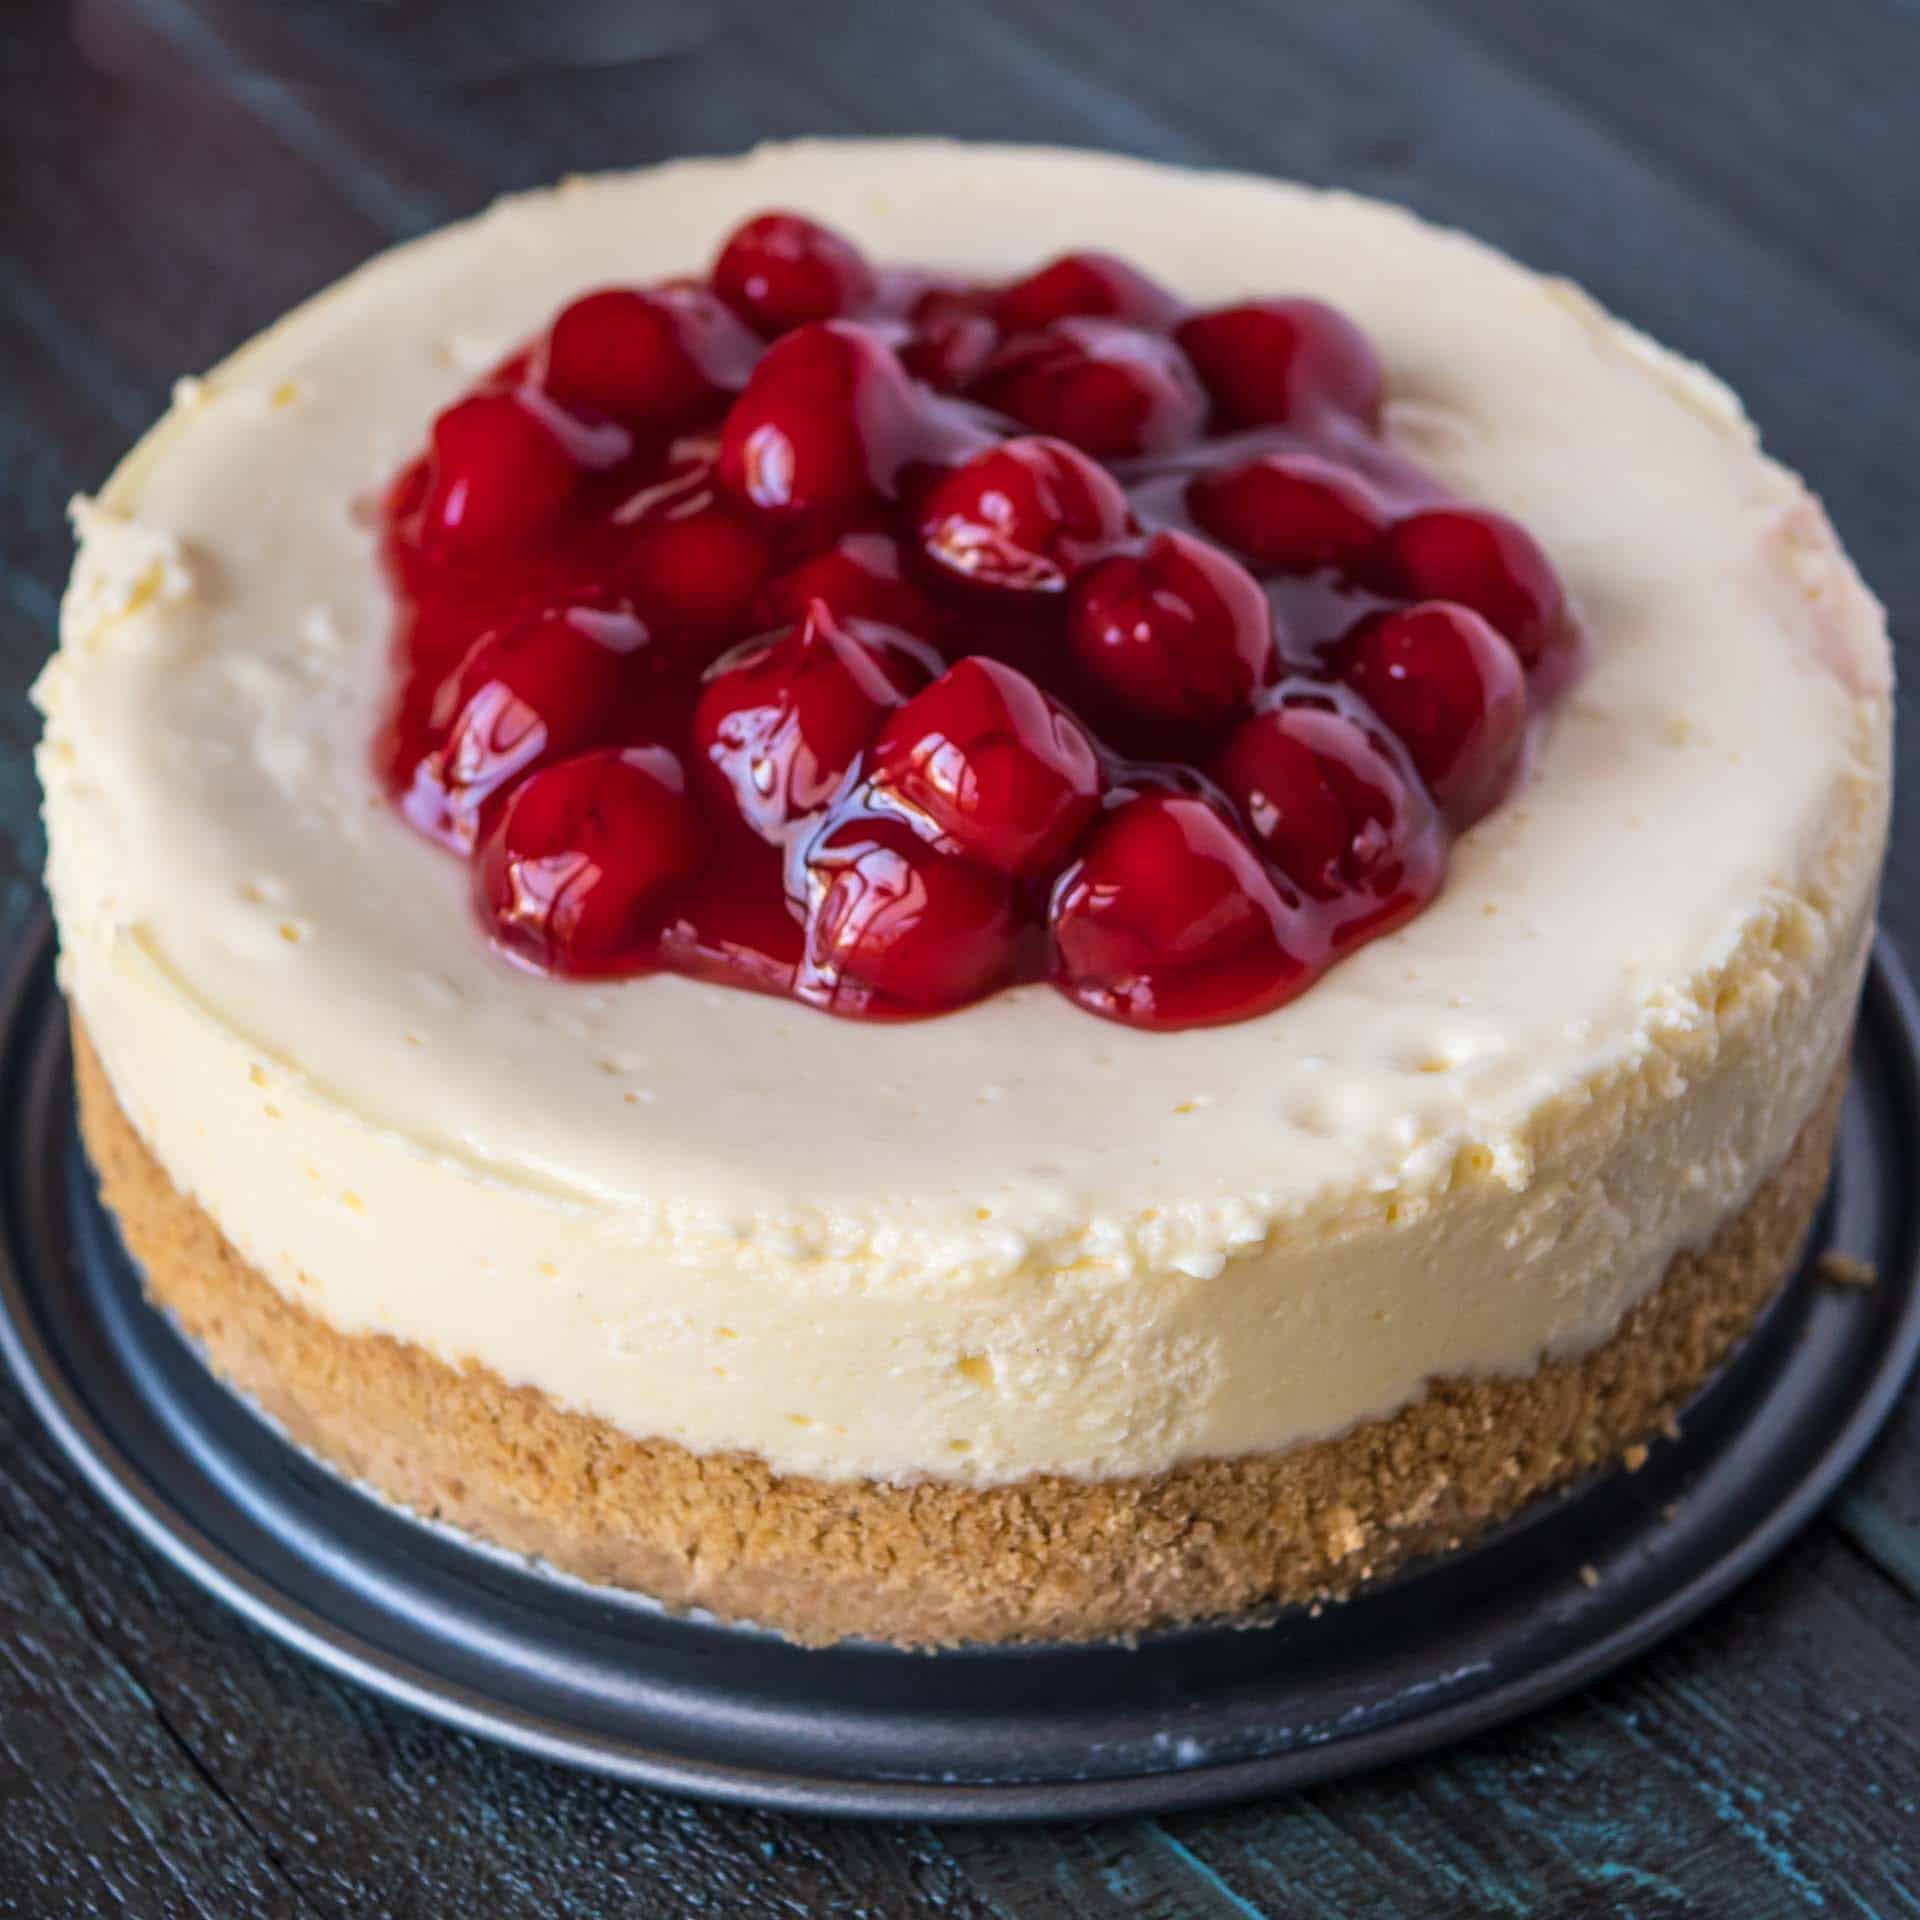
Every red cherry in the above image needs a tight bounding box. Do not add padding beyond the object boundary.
[1366,507,1567,669]
[713,211,877,336]
[419,391,594,547]
[993,252,1182,333]
[900,286,1000,391]
[1332,602,1527,826]
[476,746,704,977]
[716,322,921,521]
[1176,299,1384,428]
[384,571,501,689]
[971,321,1207,459]
[692,599,935,840]
[756,529,944,637]
[540,285,760,428]
[1067,529,1276,726]
[919,436,1130,594]
[385,452,433,536]
[655,827,804,996]
[1213,685,1444,935]
[799,816,1017,1015]
[1186,453,1388,575]
[388,600,651,851]
[1052,792,1310,1028]
[869,656,1103,877]
[1190,451,1390,576]
[614,474,772,633]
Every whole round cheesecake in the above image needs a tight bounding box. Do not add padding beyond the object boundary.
[36,142,1891,1645]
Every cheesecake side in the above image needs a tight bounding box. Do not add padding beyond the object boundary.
[75,1020,1847,1646]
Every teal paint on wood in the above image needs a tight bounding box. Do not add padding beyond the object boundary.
[1838,1493,1920,1606]
[1139,1823,1273,1919]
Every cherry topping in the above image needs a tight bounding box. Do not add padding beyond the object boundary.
[756,529,944,638]
[1213,685,1443,937]
[1331,602,1527,826]
[1187,452,1389,576]
[1365,507,1567,670]
[1052,792,1309,1028]
[713,211,877,336]
[799,816,1018,1015]
[476,746,704,977]
[692,599,934,841]
[919,436,1131,594]
[618,488,772,635]
[379,215,1577,1027]
[900,286,1001,392]
[972,321,1207,459]
[389,600,650,852]
[994,252,1183,333]
[540,286,760,428]
[418,391,587,547]
[716,321,920,521]
[1177,299,1384,428]
[655,830,804,996]
[1067,529,1276,727]
[869,657,1103,876]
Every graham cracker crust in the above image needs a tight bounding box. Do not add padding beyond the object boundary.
[72,1021,1845,1647]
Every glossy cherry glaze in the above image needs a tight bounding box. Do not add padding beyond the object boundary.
[378,215,1577,1028]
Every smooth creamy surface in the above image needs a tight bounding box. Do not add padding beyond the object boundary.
[37,143,1892,1484]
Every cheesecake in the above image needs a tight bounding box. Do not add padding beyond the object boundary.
[36,142,1891,1645]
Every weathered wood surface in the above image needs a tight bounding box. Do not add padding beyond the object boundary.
[2,1,1917,1911]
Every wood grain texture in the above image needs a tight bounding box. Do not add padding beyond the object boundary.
[1,0,1918,1912]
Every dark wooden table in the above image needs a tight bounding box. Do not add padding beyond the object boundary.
[4,3,1919,1912]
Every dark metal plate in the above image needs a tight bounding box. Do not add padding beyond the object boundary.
[2,914,1915,1820]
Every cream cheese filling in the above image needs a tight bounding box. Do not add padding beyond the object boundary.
[36,143,1891,1484]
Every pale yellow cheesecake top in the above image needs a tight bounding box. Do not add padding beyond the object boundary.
[37,143,1890,1483]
